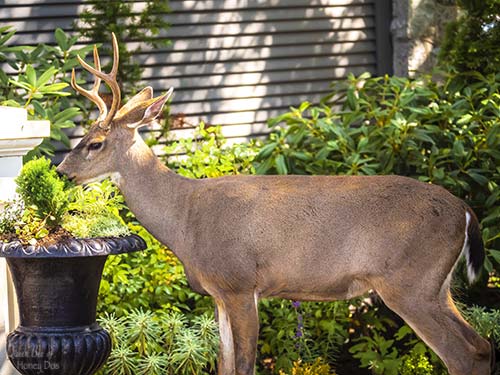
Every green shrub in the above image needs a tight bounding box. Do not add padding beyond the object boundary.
[278,358,334,375]
[439,0,500,74]
[349,322,446,375]
[349,332,401,375]
[96,310,218,375]
[259,299,349,373]
[400,350,443,375]
[15,157,70,228]
[461,305,500,349]
[0,27,92,159]
[164,122,257,178]
[76,0,171,94]
[63,180,130,238]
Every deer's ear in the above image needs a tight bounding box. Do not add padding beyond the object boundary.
[125,88,173,129]
[142,88,173,123]
[117,87,153,118]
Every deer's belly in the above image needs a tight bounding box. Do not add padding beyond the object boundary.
[258,274,370,301]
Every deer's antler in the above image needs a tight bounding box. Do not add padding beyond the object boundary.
[72,33,121,130]
[71,46,107,123]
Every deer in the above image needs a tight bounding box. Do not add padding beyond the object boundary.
[57,34,493,375]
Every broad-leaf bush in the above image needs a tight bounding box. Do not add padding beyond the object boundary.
[0,27,93,159]
[164,122,257,178]
[97,222,201,317]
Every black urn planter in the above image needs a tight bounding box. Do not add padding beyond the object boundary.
[0,234,146,375]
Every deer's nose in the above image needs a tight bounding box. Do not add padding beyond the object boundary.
[55,166,69,180]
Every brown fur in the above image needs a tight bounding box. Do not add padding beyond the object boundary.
[58,89,491,375]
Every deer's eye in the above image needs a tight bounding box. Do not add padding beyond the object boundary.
[88,142,103,151]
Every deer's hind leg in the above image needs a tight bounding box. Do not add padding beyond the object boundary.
[375,280,491,375]
[214,292,259,375]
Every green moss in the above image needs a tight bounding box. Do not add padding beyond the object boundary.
[63,214,130,238]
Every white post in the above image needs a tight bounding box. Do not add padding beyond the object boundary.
[0,106,49,375]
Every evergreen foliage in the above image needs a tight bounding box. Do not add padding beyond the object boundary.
[15,157,70,228]
[439,0,500,74]
[76,0,171,94]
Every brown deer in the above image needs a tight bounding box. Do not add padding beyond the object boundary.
[57,34,492,375]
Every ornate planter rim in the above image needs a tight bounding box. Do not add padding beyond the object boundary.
[0,234,146,258]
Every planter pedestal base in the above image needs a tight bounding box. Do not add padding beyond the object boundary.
[7,324,111,375]
[0,235,146,375]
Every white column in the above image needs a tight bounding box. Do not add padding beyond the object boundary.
[0,106,50,334]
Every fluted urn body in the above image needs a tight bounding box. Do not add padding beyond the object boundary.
[0,235,146,375]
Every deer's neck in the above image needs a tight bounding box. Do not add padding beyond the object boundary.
[116,135,193,251]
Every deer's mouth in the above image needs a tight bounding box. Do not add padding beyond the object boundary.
[79,172,123,187]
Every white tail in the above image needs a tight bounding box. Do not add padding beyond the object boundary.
[57,35,491,375]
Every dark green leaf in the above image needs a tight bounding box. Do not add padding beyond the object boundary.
[275,154,288,175]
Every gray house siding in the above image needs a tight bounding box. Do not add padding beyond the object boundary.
[0,0,392,154]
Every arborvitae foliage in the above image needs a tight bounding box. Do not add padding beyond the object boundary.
[15,157,70,228]
[439,0,500,74]
[76,0,171,94]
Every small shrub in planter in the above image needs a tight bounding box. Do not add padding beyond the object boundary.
[0,156,146,375]
[0,156,130,244]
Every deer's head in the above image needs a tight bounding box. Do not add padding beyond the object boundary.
[57,34,172,185]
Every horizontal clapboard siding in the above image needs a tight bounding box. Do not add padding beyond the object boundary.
[0,0,390,159]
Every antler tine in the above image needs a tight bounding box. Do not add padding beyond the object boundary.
[71,45,107,122]
[75,32,121,129]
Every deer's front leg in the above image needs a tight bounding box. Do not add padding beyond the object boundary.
[215,292,259,375]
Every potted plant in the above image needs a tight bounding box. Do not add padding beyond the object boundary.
[0,157,146,375]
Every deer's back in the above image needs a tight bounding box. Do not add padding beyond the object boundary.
[182,174,467,296]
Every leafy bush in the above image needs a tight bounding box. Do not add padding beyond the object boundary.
[349,322,446,375]
[399,350,443,375]
[461,305,500,348]
[97,222,205,317]
[259,299,350,373]
[96,310,218,375]
[0,27,92,159]
[439,0,500,74]
[63,180,130,238]
[164,123,257,178]
[278,358,334,375]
